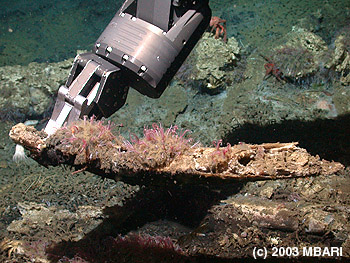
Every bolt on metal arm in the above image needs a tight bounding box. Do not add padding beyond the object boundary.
[44,0,211,135]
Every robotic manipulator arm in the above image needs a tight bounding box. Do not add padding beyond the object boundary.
[44,0,211,135]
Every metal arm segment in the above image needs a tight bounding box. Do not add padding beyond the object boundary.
[94,0,211,98]
[44,0,211,135]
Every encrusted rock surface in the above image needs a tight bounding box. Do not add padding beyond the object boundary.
[0,58,72,120]
[186,32,241,94]
[331,27,350,85]
[268,28,329,80]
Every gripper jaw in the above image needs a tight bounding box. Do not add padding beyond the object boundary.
[44,53,128,135]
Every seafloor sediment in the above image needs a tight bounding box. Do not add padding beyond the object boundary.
[3,120,348,261]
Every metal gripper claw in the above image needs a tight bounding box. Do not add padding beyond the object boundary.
[44,53,128,136]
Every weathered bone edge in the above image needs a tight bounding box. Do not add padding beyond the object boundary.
[9,123,344,186]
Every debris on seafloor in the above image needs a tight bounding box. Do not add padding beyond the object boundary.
[9,118,344,186]
[184,32,241,95]
[331,26,350,85]
[262,28,330,83]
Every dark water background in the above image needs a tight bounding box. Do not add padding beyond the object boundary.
[0,0,122,65]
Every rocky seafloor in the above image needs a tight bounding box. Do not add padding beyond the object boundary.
[1,0,350,262]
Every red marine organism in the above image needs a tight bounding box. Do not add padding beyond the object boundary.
[209,16,227,43]
[260,54,285,81]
